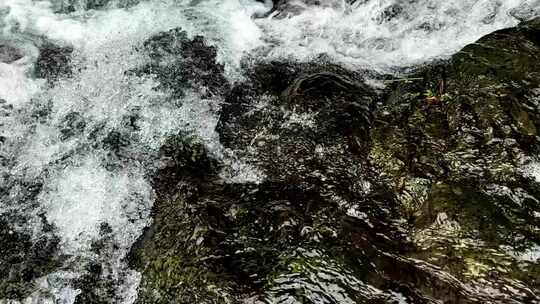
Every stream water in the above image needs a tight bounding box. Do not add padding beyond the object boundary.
[1,0,539,303]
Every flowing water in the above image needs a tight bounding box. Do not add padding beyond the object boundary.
[0,0,539,303]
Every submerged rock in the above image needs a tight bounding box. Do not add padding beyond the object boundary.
[0,44,23,64]
[218,60,376,182]
[130,18,540,304]
[133,28,229,99]
[260,0,361,18]
[52,0,141,13]
[0,214,61,300]
[130,29,406,302]
[34,42,73,85]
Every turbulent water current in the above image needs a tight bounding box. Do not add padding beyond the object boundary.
[0,0,539,303]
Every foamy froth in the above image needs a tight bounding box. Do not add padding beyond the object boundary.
[255,0,540,71]
[0,0,538,302]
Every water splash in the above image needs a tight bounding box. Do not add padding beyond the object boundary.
[255,0,540,72]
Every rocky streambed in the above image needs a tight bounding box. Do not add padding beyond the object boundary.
[0,1,539,303]
[129,17,540,304]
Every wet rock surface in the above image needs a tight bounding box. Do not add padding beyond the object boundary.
[2,9,539,304]
[260,0,361,18]
[133,28,230,99]
[0,44,23,64]
[0,214,62,300]
[34,42,73,85]
[369,18,540,302]
[218,60,376,181]
[129,18,540,304]
[52,0,141,13]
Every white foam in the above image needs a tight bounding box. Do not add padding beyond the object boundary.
[173,0,267,78]
[522,161,540,183]
[38,156,153,253]
[2,0,84,43]
[255,0,539,72]
[1,0,265,72]
[0,61,43,106]
[512,245,540,262]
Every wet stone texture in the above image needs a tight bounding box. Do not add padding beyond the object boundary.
[34,42,73,85]
[0,214,61,300]
[0,44,23,64]
[0,138,63,301]
[369,18,540,302]
[133,28,230,99]
[261,0,362,18]
[130,18,540,304]
[52,0,142,13]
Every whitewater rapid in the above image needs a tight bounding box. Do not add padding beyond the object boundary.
[0,0,539,303]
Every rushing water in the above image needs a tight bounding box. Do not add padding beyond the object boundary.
[0,0,539,303]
